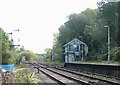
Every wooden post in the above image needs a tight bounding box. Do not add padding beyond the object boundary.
[38,69,39,73]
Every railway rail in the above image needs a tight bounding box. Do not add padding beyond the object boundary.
[39,63,120,85]
[28,62,120,85]
[31,63,90,85]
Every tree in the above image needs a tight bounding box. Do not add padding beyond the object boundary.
[44,48,52,62]
[97,1,119,47]
[54,8,99,62]
[0,28,11,64]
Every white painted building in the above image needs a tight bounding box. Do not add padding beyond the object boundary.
[63,38,88,63]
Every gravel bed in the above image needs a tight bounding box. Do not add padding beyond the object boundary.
[31,63,119,85]
[40,68,78,84]
[47,67,112,85]
[49,68,97,82]
[27,64,57,83]
[65,67,120,84]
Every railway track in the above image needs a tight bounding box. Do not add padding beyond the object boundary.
[29,63,119,85]
[31,63,90,85]
[39,63,120,85]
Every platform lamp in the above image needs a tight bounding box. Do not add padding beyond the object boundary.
[104,25,110,63]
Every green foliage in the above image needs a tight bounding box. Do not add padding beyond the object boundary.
[53,8,100,62]
[5,68,42,83]
[18,50,42,62]
[9,50,19,64]
[43,48,52,62]
[54,47,63,62]
[0,28,21,64]
[111,47,120,62]
[15,63,24,70]
[0,27,43,64]
[0,28,11,64]
[98,1,119,46]
[33,75,41,83]
[51,1,119,63]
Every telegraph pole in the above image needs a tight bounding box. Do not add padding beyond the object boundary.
[79,36,84,61]
[81,37,83,61]
[8,29,20,53]
[11,32,14,53]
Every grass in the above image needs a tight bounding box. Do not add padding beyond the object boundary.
[47,61,65,67]
[33,75,42,83]
[14,62,26,70]
[2,67,41,83]
[14,64,23,70]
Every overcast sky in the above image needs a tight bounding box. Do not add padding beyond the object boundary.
[0,0,99,54]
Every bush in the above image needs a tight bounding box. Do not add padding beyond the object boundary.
[98,47,120,62]
[112,47,120,62]
[18,51,34,61]
[18,50,43,62]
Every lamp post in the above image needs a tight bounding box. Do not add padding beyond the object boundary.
[104,25,110,62]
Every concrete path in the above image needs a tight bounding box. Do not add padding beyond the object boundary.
[12,68,27,73]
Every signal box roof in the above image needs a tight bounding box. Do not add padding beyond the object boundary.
[63,38,88,47]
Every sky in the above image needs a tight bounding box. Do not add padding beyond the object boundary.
[0,0,99,54]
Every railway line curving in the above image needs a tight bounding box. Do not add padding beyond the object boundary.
[28,62,120,85]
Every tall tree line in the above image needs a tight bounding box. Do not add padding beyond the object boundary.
[52,1,119,62]
[0,28,11,64]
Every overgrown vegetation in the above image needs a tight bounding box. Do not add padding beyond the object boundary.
[43,1,120,63]
[2,68,41,83]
